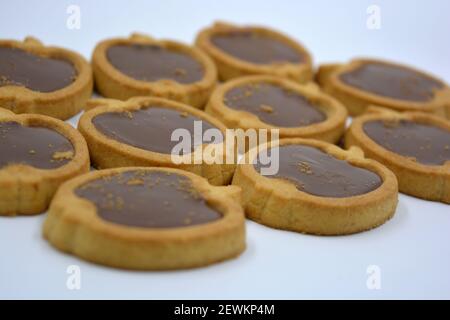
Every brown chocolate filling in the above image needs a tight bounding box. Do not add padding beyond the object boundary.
[211,31,303,65]
[254,145,382,197]
[224,83,325,127]
[363,119,450,166]
[0,121,74,169]
[0,46,76,92]
[106,44,204,84]
[92,107,220,154]
[340,62,443,102]
[75,170,222,228]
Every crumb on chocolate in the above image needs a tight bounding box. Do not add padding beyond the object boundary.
[52,150,74,160]
[298,161,313,174]
[126,178,144,185]
[174,68,187,76]
[244,90,253,97]
[260,104,274,113]
[124,111,133,119]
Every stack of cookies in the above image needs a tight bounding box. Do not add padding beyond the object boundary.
[1,22,449,270]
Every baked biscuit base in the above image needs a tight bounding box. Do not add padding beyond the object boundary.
[43,167,246,270]
[232,138,398,235]
[78,97,236,186]
[206,76,348,145]
[316,58,450,118]
[0,108,90,216]
[0,37,93,120]
[195,22,313,83]
[92,33,217,109]
[345,107,450,203]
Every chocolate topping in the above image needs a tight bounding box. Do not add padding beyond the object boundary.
[0,121,74,169]
[255,145,382,197]
[340,62,443,102]
[93,107,220,154]
[106,44,204,84]
[224,83,325,127]
[363,119,450,166]
[211,31,303,65]
[0,46,76,92]
[75,170,222,228]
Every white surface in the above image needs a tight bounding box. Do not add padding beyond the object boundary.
[1,0,449,299]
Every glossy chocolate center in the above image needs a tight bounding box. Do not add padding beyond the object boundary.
[211,31,303,65]
[75,170,222,228]
[0,121,74,169]
[0,46,76,92]
[363,119,450,166]
[106,44,204,84]
[92,107,220,154]
[254,145,382,197]
[224,83,325,127]
[340,62,443,102]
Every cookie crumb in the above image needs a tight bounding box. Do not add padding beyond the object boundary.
[52,150,74,160]
[125,111,133,119]
[126,178,144,185]
[244,90,253,97]
[298,161,313,174]
[174,68,187,76]
[260,104,274,113]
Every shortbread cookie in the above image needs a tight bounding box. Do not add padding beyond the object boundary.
[206,76,347,147]
[316,58,450,118]
[196,22,313,83]
[92,33,217,109]
[0,108,89,216]
[346,108,450,203]
[0,37,93,120]
[78,97,235,185]
[43,167,245,270]
[232,138,398,235]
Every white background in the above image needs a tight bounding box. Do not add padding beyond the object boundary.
[0,0,449,299]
